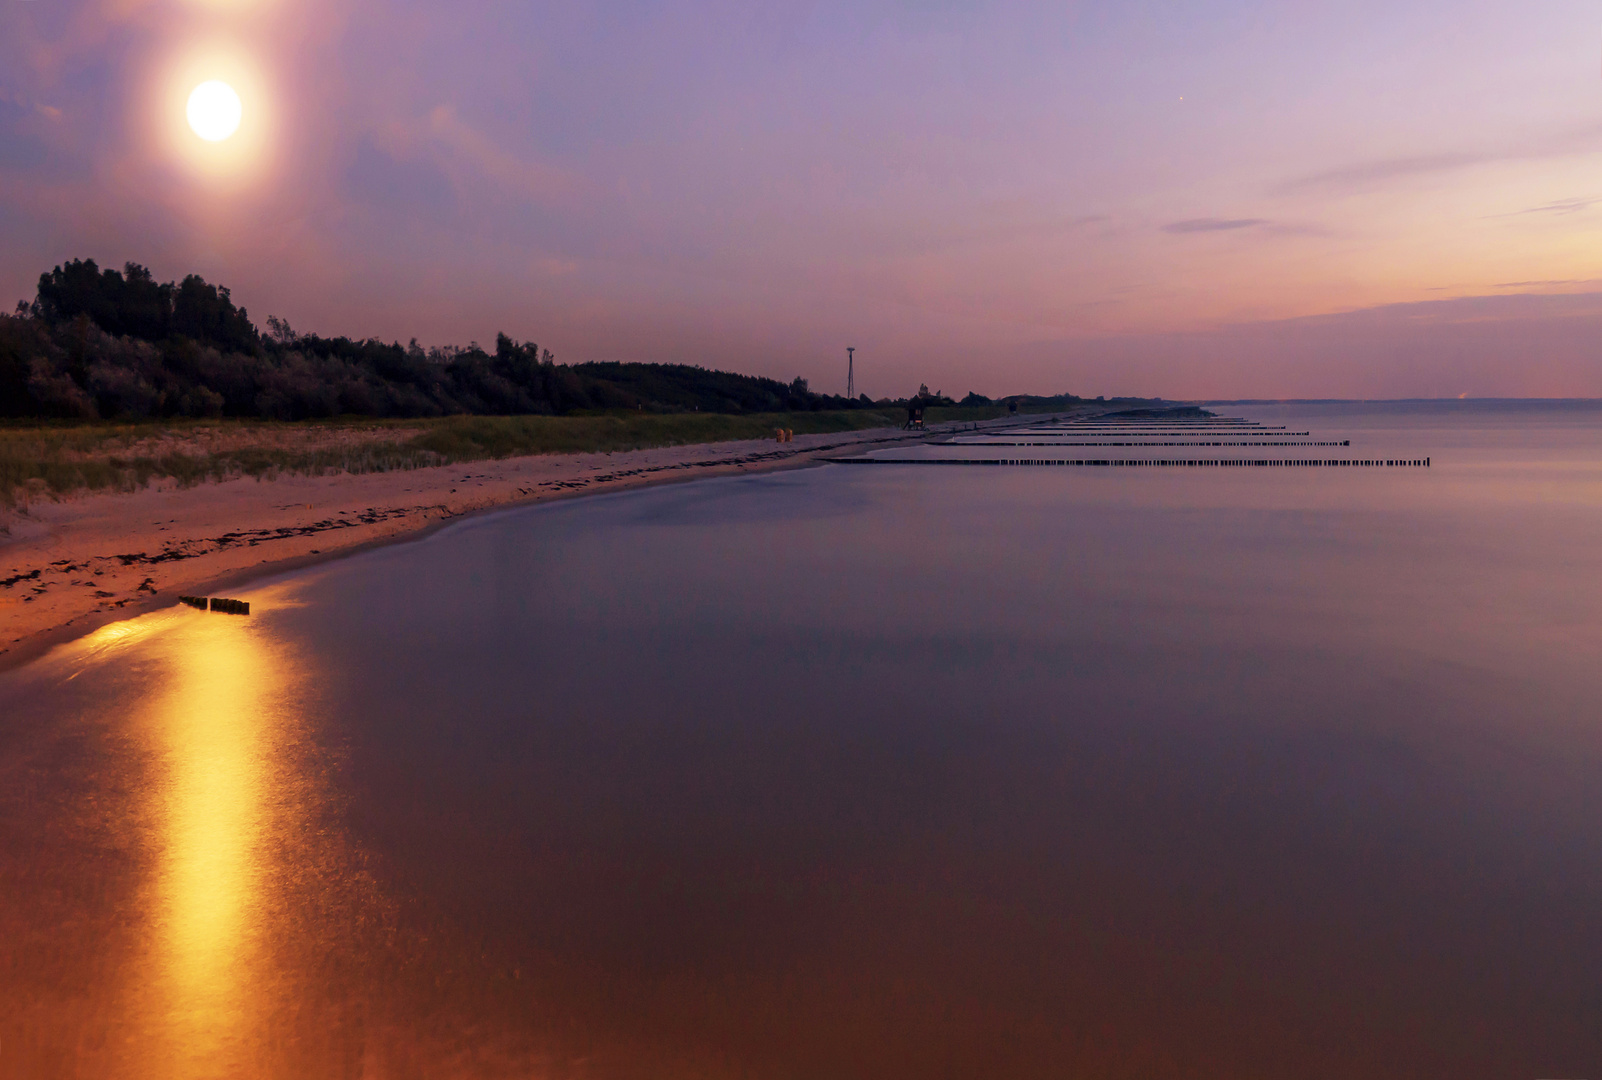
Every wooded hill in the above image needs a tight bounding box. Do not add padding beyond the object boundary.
[2,259,1073,422]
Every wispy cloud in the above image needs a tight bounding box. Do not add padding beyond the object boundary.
[1505,197,1598,217]
[1161,218,1266,234]
[1276,123,1602,196]
[0,89,61,122]
[370,106,576,207]
[1277,152,1487,194]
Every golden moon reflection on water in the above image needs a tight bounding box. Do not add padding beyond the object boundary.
[186,80,242,142]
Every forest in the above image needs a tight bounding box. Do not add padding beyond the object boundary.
[0,260,1085,422]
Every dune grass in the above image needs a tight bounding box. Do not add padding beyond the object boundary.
[0,406,1022,506]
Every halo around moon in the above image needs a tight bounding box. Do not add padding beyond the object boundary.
[187,80,242,141]
[152,42,274,186]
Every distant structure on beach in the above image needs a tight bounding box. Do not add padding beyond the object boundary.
[905,383,941,429]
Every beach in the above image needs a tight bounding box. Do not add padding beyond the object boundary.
[0,419,978,669]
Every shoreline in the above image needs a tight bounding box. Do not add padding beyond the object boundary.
[0,416,1028,673]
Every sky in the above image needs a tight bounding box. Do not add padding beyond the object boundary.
[2,0,1600,399]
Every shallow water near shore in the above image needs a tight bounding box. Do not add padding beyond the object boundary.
[4,401,1602,1078]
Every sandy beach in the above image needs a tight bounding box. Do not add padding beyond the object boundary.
[0,420,984,669]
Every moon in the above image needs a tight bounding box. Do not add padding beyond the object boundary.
[186,81,242,142]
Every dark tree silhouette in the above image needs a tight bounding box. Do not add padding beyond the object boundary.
[4,260,951,420]
[4,258,1086,421]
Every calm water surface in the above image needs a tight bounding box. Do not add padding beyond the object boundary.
[3,402,1601,1078]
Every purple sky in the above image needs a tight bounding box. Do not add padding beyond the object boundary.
[2,0,1599,398]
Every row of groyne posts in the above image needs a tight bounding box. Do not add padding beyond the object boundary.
[829,457,1433,467]
[830,410,1437,468]
[179,595,251,615]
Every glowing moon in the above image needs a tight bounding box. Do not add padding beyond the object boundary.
[186,81,242,142]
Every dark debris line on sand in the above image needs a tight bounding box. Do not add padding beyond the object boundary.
[109,505,421,567]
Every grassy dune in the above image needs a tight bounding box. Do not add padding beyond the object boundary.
[0,406,1017,506]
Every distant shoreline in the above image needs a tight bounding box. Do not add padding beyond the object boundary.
[1197,397,1602,406]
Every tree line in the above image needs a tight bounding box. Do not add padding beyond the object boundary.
[0,259,1085,421]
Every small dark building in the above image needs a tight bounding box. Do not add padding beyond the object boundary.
[904,384,948,429]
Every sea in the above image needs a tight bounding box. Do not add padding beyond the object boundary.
[2,400,1600,1079]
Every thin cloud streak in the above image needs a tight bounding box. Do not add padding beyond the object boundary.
[1276,121,1602,196]
[1506,197,1598,216]
[1162,218,1267,234]
[1277,152,1488,194]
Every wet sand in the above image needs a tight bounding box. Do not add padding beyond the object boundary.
[0,421,987,670]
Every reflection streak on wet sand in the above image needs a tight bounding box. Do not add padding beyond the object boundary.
[44,588,356,1080]
[141,608,278,1077]
[4,588,549,1079]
